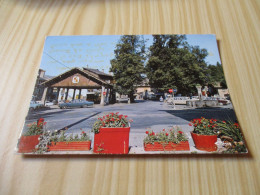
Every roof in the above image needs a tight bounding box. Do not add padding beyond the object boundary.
[41,67,113,88]
[83,67,113,78]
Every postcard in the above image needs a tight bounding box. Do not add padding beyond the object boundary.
[16,34,248,155]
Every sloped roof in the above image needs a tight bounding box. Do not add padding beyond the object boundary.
[41,67,113,88]
[83,67,113,78]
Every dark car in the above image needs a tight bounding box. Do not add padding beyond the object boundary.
[59,99,94,109]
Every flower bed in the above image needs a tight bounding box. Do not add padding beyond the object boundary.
[48,141,91,151]
[189,117,218,151]
[18,118,45,153]
[48,130,91,152]
[144,141,189,151]
[143,127,190,151]
[92,112,132,154]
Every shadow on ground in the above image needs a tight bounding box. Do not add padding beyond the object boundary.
[160,107,238,122]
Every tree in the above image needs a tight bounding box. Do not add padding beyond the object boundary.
[110,35,145,102]
[207,62,227,88]
[146,35,208,95]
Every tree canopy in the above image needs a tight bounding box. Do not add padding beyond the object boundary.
[146,35,208,95]
[110,35,145,102]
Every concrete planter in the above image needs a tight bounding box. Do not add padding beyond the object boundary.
[205,100,218,107]
[195,101,205,107]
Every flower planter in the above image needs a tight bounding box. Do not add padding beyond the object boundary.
[191,132,217,151]
[93,126,130,154]
[144,141,190,151]
[18,134,41,153]
[48,141,91,151]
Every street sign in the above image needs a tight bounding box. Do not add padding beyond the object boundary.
[173,89,177,93]
[168,89,173,93]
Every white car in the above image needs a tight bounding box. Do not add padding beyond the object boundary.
[45,101,54,106]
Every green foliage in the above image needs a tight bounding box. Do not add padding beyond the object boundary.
[190,117,218,135]
[207,62,227,88]
[217,121,244,142]
[143,127,188,144]
[110,35,145,102]
[50,130,90,143]
[24,122,44,136]
[146,35,208,95]
[92,112,131,134]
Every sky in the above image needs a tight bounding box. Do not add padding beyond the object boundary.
[40,34,221,76]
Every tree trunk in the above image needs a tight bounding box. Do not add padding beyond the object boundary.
[129,93,135,103]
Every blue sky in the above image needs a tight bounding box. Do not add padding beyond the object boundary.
[40,34,221,76]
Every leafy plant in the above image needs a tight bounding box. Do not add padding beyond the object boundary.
[143,127,188,144]
[92,112,132,134]
[24,120,46,136]
[35,131,52,154]
[217,121,244,142]
[190,117,218,135]
[217,121,247,153]
[51,130,90,143]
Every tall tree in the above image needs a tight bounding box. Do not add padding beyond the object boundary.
[207,62,227,88]
[110,35,145,102]
[146,35,208,95]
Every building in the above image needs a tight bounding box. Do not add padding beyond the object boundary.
[33,69,53,101]
[40,67,114,105]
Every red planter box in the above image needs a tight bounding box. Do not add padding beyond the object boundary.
[93,126,130,154]
[48,141,91,151]
[144,141,190,151]
[191,132,217,151]
[18,135,41,153]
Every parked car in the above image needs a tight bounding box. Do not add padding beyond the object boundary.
[29,101,42,111]
[59,99,94,109]
[44,101,54,107]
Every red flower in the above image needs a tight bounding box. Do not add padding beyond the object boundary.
[208,125,211,127]
[43,122,47,125]
[189,123,192,126]
[124,115,128,118]
[163,129,165,131]
[210,120,213,124]
[116,112,119,115]
[145,131,149,134]
[152,132,155,135]
[178,131,183,134]
[166,133,169,136]
[234,123,239,128]
[123,124,125,127]
[194,124,197,127]
[102,122,105,126]
[106,115,109,118]
[82,131,85,134]
[111,118,115,121]
[222,121,226,123]
[119,115,123,119]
